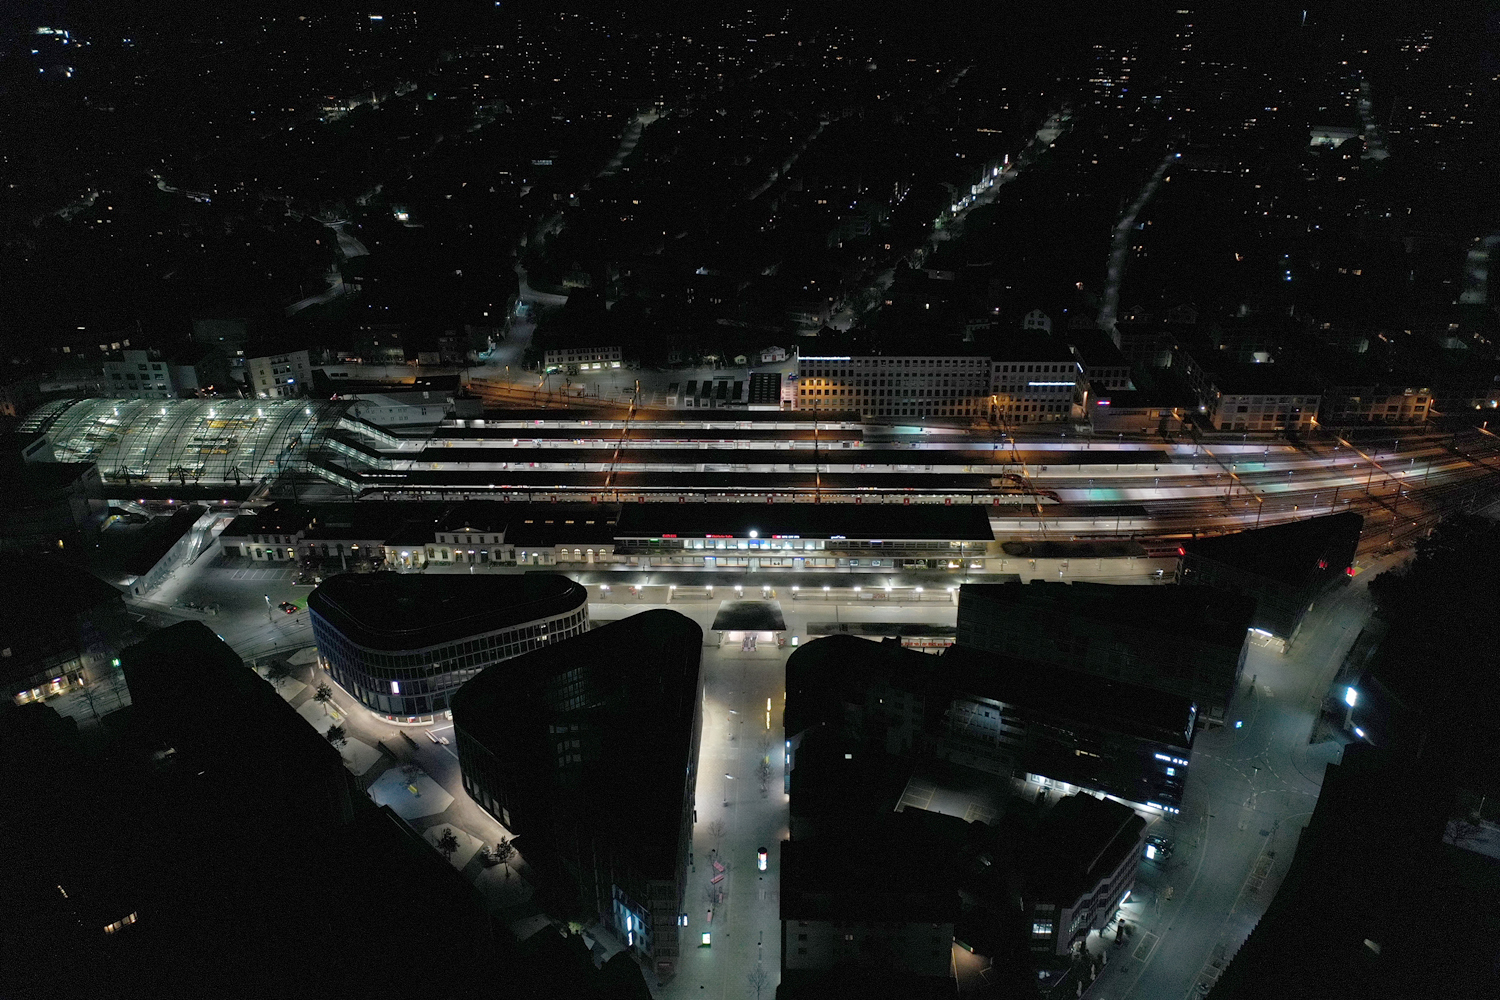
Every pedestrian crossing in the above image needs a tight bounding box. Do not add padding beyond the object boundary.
[227,566,298,582]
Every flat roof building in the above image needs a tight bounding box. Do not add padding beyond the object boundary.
[451,610,704,982]
[957,581,1255,726]
[780,817,962,995]
[1178,512,1362,643]
[119,622,357,831]
[3,559,131,707]
[940,644,1196,810]
[786,633,1195,811]
[1024,793,1147,957]
[308,572,588,724]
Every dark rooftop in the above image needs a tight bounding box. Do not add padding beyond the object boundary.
[1028,793,1146,906]
[943,643,1196,747]
[452,610,703,880]
[1204,361,1323,396]
[108,504,207,577]
[222,502,314,538]
[0,560,124,674]
[780,814,963,924]
[308,572,587,651]
[785,634,946,738]
[614,502,995,541]
[1065,327,1131,368]
[988,336,1080,364]
[1182,512,1363,588]
[959,580,1255,651]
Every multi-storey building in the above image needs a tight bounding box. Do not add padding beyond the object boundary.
[1025,793,1147,957]
[308,573,588,724]
[938,643,1196,810]
[785,634,1197,812]
[1205,363,1322,433]
[1178,513,1362,644]
[1319,384,1431,426]
[780,826,960,990]
[247,348,313,399]
[1067,328,1135,393]
[989,340,1089,425]
[103,347,231,399]
[543,346,623,371]
[794,354,991,420]
[451,610,703,982]
[956,581,1255,727]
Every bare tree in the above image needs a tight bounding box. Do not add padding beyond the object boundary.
[264,660,293,690]
[756,757,774,786]
[437,827,460,861]
[746,963,771,999]
[706,819,727,853]
[493,836,516,879]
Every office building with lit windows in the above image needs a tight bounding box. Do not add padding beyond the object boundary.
[989,339,1089,425]
[795,354,992,420]
[451,610,704,981]
[308,572,588,723]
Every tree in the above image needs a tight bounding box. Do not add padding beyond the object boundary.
[706,819,727,853]
[746,963,771,999]
[312,683,333,716]
[493,836,516,879]
[756,757,775,786]
[437,827,460,861]
[264,660,293,690]
[325,724,348,747]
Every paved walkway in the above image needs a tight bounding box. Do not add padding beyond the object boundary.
[268,647,549,936]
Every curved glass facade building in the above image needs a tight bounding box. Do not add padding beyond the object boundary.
[308,572,589,722]
[19,397,349,484]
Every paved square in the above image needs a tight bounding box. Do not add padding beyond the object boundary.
[368,768,453,820]
[296,701,339,734]
[256,668,305,703]
[476,861,534,910]
[339,737,383,776]
[288,646,320,666]
[424,825,485,871]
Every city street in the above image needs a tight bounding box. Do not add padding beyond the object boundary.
[1083,551,1406,1000]
[97,532,1413,999]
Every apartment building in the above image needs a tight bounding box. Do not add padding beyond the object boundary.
[248,348,313,399]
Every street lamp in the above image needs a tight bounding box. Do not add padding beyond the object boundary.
[264,594,272,623]
[723,773,734,807]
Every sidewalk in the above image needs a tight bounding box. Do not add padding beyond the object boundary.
[274,646,548,934]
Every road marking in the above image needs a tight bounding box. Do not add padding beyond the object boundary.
[1131,932,1160,962]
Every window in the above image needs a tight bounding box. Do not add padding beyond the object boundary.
[1032,921,1053,938]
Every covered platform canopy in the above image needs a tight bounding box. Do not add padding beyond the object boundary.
[20,397,350,485]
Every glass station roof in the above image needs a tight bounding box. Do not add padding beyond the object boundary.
[20,397,350,484]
